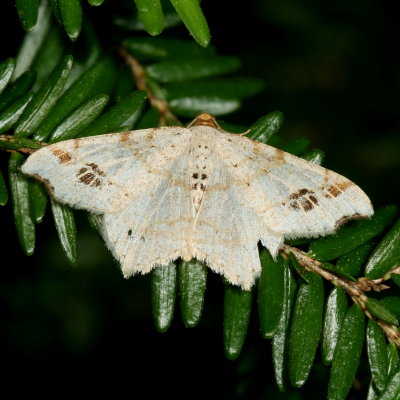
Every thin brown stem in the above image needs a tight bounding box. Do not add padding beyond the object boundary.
[0,134,45,154]
[118,47,180,126]
[281,244,400,347]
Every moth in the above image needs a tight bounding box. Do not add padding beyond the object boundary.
[22,113,373,289]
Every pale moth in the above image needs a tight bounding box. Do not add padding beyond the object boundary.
[22,113,373,290]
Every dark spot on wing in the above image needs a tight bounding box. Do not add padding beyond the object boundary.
[52,149,72,164]
[86,162,105,176]
[201,174,207,180]
[128,229,132,236]
[286,188,318,212]
[79,172,95,185]
[77,163,106,187]
[309,195,318,204]
[289,188,313,200]
[301,198,313,212]
[192,173,199,179]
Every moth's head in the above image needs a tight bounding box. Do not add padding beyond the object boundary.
[188,113,220,130]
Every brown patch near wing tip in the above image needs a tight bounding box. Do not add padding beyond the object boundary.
[335,213,363,228]
[275,148,285,161]
[73,139,80,149]
[52,149,72,164]
[325,181,353,198]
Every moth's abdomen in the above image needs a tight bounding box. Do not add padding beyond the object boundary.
[189,140,211,213]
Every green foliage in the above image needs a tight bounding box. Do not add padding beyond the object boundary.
[16,0,210,46]
[152,262,177,332]
[224,282,253,361]
[1,2,399,399]
[367,319,390,392]
[328,304,365,400]
[8,152,35,255]
[289,271,324,387]
[258,250,285,339]
[178,259,207,328]
[321,287,348,365]
[308,205,398,261]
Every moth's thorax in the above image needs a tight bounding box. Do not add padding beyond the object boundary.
[188,128,215,214]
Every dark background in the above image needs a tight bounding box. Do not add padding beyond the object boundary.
[1,0,399,398]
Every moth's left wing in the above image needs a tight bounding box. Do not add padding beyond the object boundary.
[22,127,191,213]
[218,133,373,244]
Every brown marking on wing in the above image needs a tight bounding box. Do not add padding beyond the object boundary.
[289,188,313,200]
[73,139,80,150]
[289,201,300,210]
[301,198,313,212]
[324,181,353,198]
[79,173,95,185]
[120,131,131,142]
[93,178,101,187]
[275,148,286,161]
[323,168,331,183]
[86,162,105,176]
[309,195,318,205]
[286,188,318,212]
[52,149,72,164]
[146,129,156,140]
[78,167,87,175]
[76,162,106,188]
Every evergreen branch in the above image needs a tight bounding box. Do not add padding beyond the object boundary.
[0,134,44,154]
[282,244,400,347]
[118,46,180,126]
